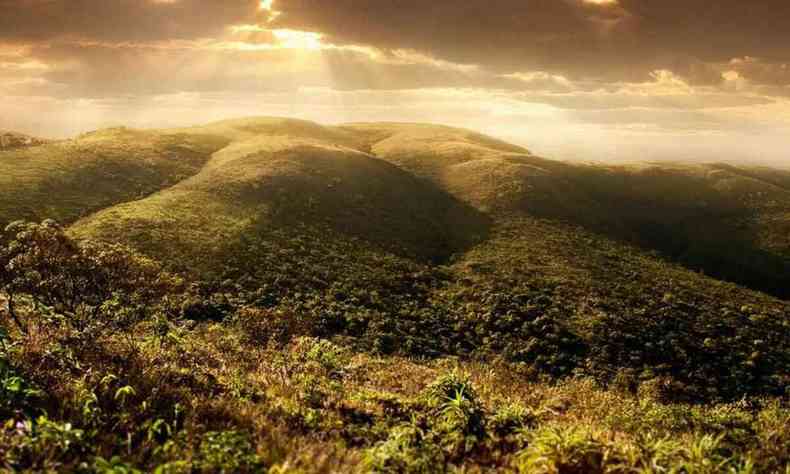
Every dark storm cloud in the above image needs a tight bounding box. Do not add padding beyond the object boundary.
[272,0,623,79]
[0,0,261,42]
[617,0,790,63]
[730,57,790,87]
[271,0,790,85]
[2,0,790,88]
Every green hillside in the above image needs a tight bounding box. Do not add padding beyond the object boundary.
[62,118,790,398]
[1,118,789,472]
[345,124,790,297]
[70,120,489,276]
[5,118,787,298]
[0,127,228,228]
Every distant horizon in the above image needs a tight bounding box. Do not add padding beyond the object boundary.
[2,0,789,168]
[4,113,789,170]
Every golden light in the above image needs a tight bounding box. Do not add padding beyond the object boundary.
[259,0,282,21]
[271,29,324,50]
[583,0,619,5]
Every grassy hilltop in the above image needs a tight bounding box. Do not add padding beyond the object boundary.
[0,118,788,472]
[0,128,228,227]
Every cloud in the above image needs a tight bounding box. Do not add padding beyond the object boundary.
[269,0,790,85]
[3,0,790,89]
[512,70,775,110]
[7,38,500,98]
[0,0,261,42]
[729,57,790,87]
[1,0,790,167]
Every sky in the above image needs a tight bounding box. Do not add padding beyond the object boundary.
[1,0,789,166]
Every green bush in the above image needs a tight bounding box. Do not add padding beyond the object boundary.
[516,426,609,474]
[421,372,487,458]
[488,402,535,438]
[363,424,445,474]
[196,431,265,473]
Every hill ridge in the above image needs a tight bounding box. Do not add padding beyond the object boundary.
[2,117,790,299]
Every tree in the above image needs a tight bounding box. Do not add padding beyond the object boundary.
[0,220,180,334]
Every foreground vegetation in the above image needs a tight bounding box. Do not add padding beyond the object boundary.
[1,221,788,472]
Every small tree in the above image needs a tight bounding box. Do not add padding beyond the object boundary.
[0,225,27,334]
[0,220,180,334]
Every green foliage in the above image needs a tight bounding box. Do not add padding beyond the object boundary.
[421,372,487,457]
[293,337,350,375]
[0,328,42,418]
[516,426,610,474]
[93,456,143,474]
[363,424,446,474]
[180,294,232,322]
[196,431,265,473]
[0,220,179,335]
[515,426,748,474]
[363,372,489,471]
[0,362,42,419]
[0,127,226,229]
[0,119,789,472]
[1,416,87,471]
[488,402,535,438]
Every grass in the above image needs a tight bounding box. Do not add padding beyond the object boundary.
[2,316,788,471]
[60,120,790,400]
[70,129,490,270]
[0,127,228,229]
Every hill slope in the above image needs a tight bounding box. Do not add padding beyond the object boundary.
[4,118,782,299]
[1,118,789,472]
[60,118,790,400]
[70,120,489,277]
[0,117,787,396]
[343,124,790,297]
[0,128,229,229]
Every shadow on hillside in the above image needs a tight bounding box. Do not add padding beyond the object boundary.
[519,204,790,300]
[220,146,494,266]
[528,165,790,300]
[262,187,493,266]
[616,217,790,300]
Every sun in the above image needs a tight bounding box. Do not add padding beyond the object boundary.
[259,0,282,21]
[272,29,324,50]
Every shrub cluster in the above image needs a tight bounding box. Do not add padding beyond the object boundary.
[0,221,787,472]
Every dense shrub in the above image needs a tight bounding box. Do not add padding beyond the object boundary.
[0,221,788,472]
[0,220,179,334]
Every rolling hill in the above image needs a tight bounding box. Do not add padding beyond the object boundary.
[0,117,787,296]
[55,119,790,394]
[345,123,790,298]
[2,117,789,393]
[0,127,228,228]
[69,120,490,278]
[2,117,789,472]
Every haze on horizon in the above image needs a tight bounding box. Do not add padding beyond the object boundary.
[1,0,789,167]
